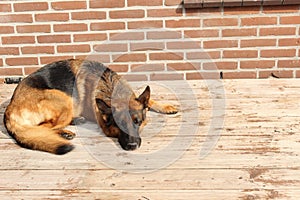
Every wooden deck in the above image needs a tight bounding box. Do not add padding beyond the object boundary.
[1,79,300,199]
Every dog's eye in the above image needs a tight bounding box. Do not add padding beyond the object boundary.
[133,117,142,126]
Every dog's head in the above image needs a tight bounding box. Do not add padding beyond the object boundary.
[96,86,150,150]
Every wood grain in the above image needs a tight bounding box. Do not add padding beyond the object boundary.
[1,79,300,199]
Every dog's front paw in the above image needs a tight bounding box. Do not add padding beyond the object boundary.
[163,105,178,114]
[58,130,76,140]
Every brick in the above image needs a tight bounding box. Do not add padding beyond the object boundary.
[91,22,125,31]
[147,8,183,17]
[259,70,294,79]
[165,0,182,6]
[0,68,23,76]
[109,32,144,41]
[167,62,200,71]
[76,55,110,64]
[71,11,106,20]
[0,59,3,67]
[51,1,86,10]
[24,67,40,75]
[37,35,71,43]
[0,4,11,12]
[113,53,147,62]
[278,60,300,68]
[203,18,238,27]
[262,0,282,5]
[107,64,128,73]
[296,71,300,78]
[147,31,182,39]
[203,0,223,7]
[167,41,201,49]
[203,40,238,49]
[222,28,257,37]
[94,43,128,52]
[283,0,300,5]
[149,52,184,61]
[90,0,125,8]
[128,0,162,6]
[57,44,91,53]
[131,64,165,72]
[166,19,200,28]
[128,20,163,29]
[2,36,35,44]
[130,42,165,51]
[223,50,258,58]
[240,39,276,47]
[150,73,184,81]
[241,17,277,26]
[240,60,275,69]
[0,14,32,23]
[110,10,144,19]
[278,38,300,46]
[6,57,38,66]
[261,49,296,58]
[186,72,219,80]
[259,27,296,36]
[186,51,220,60]
[186,7,221,17]
[40,56,74,65]
[203,61,238,70]
[123,74,148,82]
[21,46,54,54]
[35,13,69,22]
[0,26,14,34]
[280,16,300,24]
[74,33,107,42]
[223,0,242,7]
[224,6,260,15]
[243,0,262,6]
[17,25,51,33]
[0,47,19,55]
[14,2,48,12]
[54,23,88,32]
[263,5,299,14]
[222,71,256,79]
[184,29,219,38]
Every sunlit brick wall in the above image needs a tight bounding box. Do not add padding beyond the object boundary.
[0,0,299,82]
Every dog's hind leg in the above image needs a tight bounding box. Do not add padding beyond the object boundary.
[148,99,178,114]
[4,89,77,154]
[40,90,77,140]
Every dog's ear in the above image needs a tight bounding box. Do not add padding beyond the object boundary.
[95,99,112,115]
[137,86,150,108]
[96,99,114,125]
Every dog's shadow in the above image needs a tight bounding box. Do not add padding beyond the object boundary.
[0,99,10,138]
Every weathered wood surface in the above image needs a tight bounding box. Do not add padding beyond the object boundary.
[0,79,300,199]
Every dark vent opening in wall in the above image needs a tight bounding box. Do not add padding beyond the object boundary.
[184,0,300,8]
[4,77,23,84]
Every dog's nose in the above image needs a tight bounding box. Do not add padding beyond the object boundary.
[125,142,139,150]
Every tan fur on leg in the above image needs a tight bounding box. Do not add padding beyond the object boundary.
[148,99,178,114]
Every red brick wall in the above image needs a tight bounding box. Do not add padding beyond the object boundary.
[0,0,299,82]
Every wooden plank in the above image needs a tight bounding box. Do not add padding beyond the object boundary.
[0,168,300,190]
[0,131,299,170]
[1,189,300,200]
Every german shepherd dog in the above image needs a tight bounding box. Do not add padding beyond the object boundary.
[3,59,178,155]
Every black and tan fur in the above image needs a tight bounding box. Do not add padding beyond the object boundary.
[3,59,178,155]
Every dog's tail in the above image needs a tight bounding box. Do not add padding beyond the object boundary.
[4,118,74,155]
